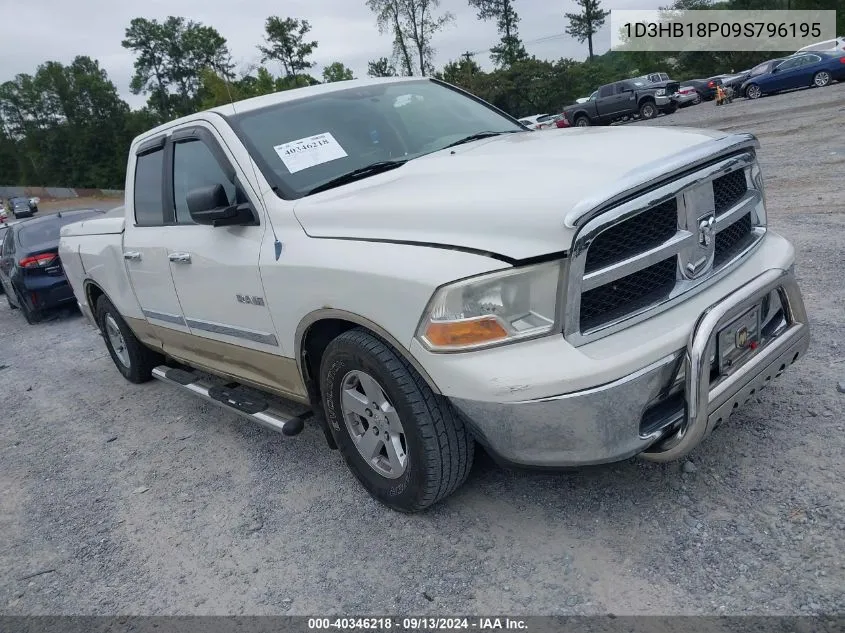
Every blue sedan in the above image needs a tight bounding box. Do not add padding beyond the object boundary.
[741,51,845,99]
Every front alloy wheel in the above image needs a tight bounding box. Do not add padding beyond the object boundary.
[320,327,474,512]
[746,84,762,99]
[639,101,657,119]
[340,369,408,479]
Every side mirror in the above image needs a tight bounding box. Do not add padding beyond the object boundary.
[186,184,254,227]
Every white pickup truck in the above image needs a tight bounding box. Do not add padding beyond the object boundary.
[59,77,810,512]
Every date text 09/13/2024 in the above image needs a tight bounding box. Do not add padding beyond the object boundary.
[307,617,528,630]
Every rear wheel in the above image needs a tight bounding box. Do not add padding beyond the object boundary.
[574,115,590,127]
[812,71,831,87]
[692,92,702,105]
[95,296,162,383]
[15,289,40,324]
[639,100,657,119]
[320,328,474,513]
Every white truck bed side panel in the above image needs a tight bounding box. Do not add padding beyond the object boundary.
[78,234,144,320]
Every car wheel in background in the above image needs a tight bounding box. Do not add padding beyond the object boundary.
[693,92,702,105]
[812,71,831,87]
[95,296,163,383]
[745,84,762,99]
[574,115,590,127]
[639,101,657,119]
[15,289,40,324]
[320,327,474,513]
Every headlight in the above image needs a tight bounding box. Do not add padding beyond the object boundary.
[416,260,564,352]
[655,89,665,96]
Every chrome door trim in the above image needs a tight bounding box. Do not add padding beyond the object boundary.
[143,309,187,326]
[185,318,279,346]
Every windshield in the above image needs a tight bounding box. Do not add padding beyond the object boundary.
[18,210,103,247]
[229,79,523,199]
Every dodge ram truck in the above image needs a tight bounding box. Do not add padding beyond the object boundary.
[564,78,680,127]
[59,77,810,512]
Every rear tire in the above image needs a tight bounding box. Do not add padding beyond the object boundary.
[95,296,162,383]
[320,327,474,513]
[574,115,590,127]
[15,289,40,324]
[812,71,831,87]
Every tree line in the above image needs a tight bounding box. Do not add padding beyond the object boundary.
[1,0,842,189]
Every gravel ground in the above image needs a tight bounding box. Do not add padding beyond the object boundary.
[1,83,843,617]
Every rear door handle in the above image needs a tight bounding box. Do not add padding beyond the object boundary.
[123,251,142,261]
[168,252,192,264]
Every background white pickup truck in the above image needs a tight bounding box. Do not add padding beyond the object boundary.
[59,77,810,512]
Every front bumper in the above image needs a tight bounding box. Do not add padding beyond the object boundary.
[449,268,809,467]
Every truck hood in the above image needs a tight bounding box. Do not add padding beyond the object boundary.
[292,126,732,260]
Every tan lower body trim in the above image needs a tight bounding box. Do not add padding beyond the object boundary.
[126,317,309,404]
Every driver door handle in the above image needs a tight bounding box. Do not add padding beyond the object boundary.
[168,252,192,264]
[123,251,142,261]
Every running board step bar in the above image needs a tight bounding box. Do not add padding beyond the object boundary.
[151,366,311,437]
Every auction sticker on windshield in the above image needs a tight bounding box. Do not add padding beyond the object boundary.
[274,132,348,174]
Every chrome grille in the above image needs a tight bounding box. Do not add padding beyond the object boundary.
[714,213,753,268]
[564,150,767,346]
[580,257,677,331]
[584,199,677,273]
[713,169,748,216]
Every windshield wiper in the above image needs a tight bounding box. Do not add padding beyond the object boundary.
[443,130,521,149]
[305,159,408,195]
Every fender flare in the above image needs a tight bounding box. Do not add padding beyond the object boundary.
[294,308,441,395]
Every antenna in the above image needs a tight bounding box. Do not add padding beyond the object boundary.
[219,66,284,261]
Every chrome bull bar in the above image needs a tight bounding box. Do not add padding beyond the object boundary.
[643,268,810,462]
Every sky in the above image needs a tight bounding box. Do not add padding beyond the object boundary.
[0,0,656,109]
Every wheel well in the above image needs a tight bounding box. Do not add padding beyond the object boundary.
[298,316,442,448]
[300,318,358,397]
[639,96,656,106]
[84,282,105,325]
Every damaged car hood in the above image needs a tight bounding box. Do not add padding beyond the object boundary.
[292,126,735,260]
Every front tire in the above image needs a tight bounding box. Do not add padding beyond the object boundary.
[95,296,162,383]
[639,100,657,119]
[320,328,474,513]
[745,84,762,99]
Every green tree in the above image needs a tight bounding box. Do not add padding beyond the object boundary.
[437,57,482,88]
[366,0,454,76]
[0,57,133,188]
[367,57,397,77]
[122,16,233,120]
[322,62,355,82]
[468,0,527,67]
[565,0,611,61]
[258,17,319,84]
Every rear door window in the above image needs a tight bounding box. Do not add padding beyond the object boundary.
[134,149,165,226]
